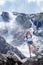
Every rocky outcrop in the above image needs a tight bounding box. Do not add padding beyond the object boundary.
[0,36,17,54]
[0,53,43,65]
[1,12,10,22]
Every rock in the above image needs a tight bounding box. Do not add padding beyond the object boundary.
[0,52,43,65]
[6,57,22,65]
[0,36,18,54]
[0,53,7,65]
[22,56,43,65]
[1,12,10,22]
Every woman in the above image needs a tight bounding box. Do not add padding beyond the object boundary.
[24,31,37,58]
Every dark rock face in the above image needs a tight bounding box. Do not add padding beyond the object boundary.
[0,36,15,54]
[0,53,7,65]
[6,57,22,65]
[33,30,43,37]
[1,12,10,22]
[30,13,43,37]
[0,36,8,53]
[0,15,3,22]
[16,15,32,29]
[6,58,17,65]
[22,57,43,65]
[31,13,43,28]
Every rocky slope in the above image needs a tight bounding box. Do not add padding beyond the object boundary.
[0,53,43,65]
[0,36,16,54]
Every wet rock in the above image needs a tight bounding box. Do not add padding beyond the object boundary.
[1,12,10,22]
[22,57,43,65]
[0,52,43,65]
[0,53,7,65]
[6,57,22,65]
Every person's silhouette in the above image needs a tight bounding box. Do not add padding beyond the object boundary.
[24,31,37,58]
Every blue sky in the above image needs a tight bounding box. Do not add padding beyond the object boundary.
[0,0,43,14]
